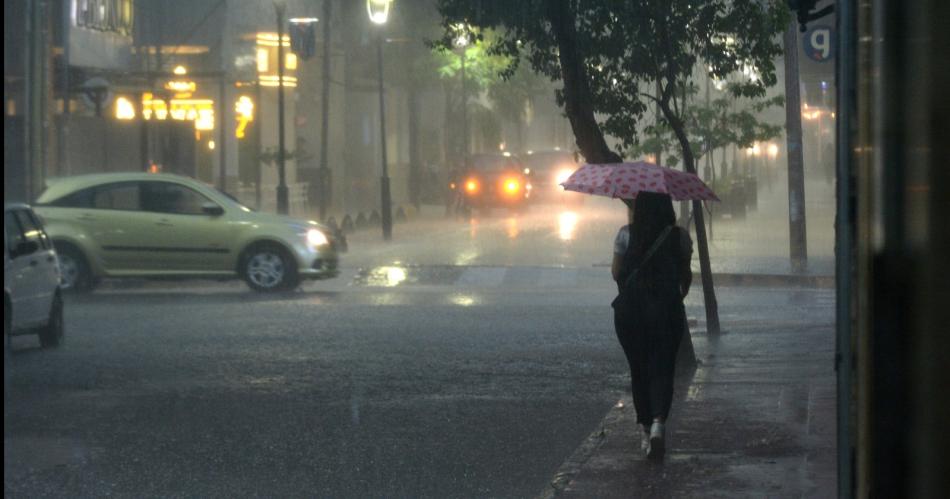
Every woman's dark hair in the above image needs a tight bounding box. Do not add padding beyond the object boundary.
[628,192,676,260]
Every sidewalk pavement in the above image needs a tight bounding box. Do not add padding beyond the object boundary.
[539,320,837,498]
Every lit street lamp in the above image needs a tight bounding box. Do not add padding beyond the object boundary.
[368,0,393,240]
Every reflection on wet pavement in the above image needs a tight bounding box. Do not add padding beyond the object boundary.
[505,217,520,239]
[359,266,409,287]
[558,211,579,241]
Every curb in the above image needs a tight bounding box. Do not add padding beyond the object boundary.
[327,203,420,235]
[536,398,626,499]
[707,272,834,288]
[592,264,834,289]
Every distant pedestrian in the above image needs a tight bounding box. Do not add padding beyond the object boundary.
[611,192,693,459]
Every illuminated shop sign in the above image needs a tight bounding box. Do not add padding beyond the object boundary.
[72,0,134,36]
[255,33,298,87]
[235,96,254,139]
[141,93,215,131]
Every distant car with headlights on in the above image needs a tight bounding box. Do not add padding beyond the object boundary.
[457,153,531,214]
[522,149,584,205]
[34,173,340,293]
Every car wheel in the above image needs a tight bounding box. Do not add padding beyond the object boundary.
[242,243,299,292]
[55,244,95,293]
[39,294,64,349]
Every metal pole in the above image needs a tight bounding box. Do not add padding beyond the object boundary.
[139,30,151,171]
[835,0,855,495]
[58,0,70,176]
[783,20,808,271]
[255,79,263,210]
[275,3,290,215]
[377,34,393,240]
[705,73,713,240]
[655,81,662,167]
[218,75,227,190]
[318,0,332,220]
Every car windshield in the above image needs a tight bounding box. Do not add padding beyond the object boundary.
[524,152,576,171]
[469,155,520,172]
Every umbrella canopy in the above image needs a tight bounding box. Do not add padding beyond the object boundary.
[560,161,720,201]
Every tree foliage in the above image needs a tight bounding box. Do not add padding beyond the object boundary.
[434,0,789,336]
[433,0,788,168]
[633,89,785,167]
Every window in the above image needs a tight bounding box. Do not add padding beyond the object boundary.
[4,211,24,253]
[13,210,46,249]
[50,188,95,208]
[24,210,52,249]
[92,183,141,211]
[142,182,214,215]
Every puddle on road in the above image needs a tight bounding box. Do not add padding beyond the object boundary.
[352,265,466,287]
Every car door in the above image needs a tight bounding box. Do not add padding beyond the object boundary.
[82,181,167,273]
[4,210,44,328]
[140,181,235,272]
[13,209,59,322]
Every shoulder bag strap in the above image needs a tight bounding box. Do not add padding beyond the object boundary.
[621,225,675,290]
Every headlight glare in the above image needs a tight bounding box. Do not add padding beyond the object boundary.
[307,228,329,247]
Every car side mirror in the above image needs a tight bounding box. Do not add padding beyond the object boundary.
[202,203,225,216]
[13,240,40,258]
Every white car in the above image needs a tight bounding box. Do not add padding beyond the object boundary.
[4,203,64,352]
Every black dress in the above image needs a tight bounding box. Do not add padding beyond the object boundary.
[612,225,688,428]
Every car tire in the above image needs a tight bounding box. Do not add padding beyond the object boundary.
[39,294,64,349]
[241,243,300,292]
[55,243,96,293]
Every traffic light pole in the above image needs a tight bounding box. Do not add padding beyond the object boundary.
[275,3,290,215]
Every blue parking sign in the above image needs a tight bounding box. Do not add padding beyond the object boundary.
[803,25,834,62]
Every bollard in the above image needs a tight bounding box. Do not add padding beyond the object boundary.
[355,212,368,230]
[369,210,381,227]
[325,216,339,232]
[341,214,355,233]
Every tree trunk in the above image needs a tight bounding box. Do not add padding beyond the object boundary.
[545,0,621,164]
[662,105,722,336]
[783,21,808,271]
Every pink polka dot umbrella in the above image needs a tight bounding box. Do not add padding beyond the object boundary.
[559,161,720,201]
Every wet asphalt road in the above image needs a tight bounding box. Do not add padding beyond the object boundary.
[5,203,634,498]
[4,200,835,497]
[5,283,627,498]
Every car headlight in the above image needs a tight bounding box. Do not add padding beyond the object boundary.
[555,169,574,190]
[504,178,521,194]
[306,228,329,247]
[465,179,479,194]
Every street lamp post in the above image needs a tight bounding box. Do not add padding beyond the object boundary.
[275,3,290,215]
[454,26,470,157]
[368,0,393,240]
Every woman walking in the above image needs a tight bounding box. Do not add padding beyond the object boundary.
[611,192,693,459]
